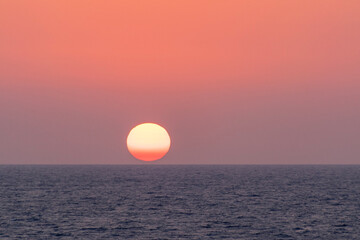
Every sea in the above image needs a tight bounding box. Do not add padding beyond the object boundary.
[0,165,359,239]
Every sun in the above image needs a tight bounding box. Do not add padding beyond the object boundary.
[127,123,171,161]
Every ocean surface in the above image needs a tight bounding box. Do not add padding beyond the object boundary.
[0,165,359,239]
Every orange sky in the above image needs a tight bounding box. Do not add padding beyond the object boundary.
[1,0,359,88]
[0,0,359,164]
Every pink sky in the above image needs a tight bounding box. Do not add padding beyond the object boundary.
[0,0,359,164]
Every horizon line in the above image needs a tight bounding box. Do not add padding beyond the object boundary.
[0,163,359,166]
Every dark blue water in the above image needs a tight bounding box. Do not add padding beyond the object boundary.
[0,165,359,239]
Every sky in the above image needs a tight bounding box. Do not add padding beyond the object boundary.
[0,0,359,164]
